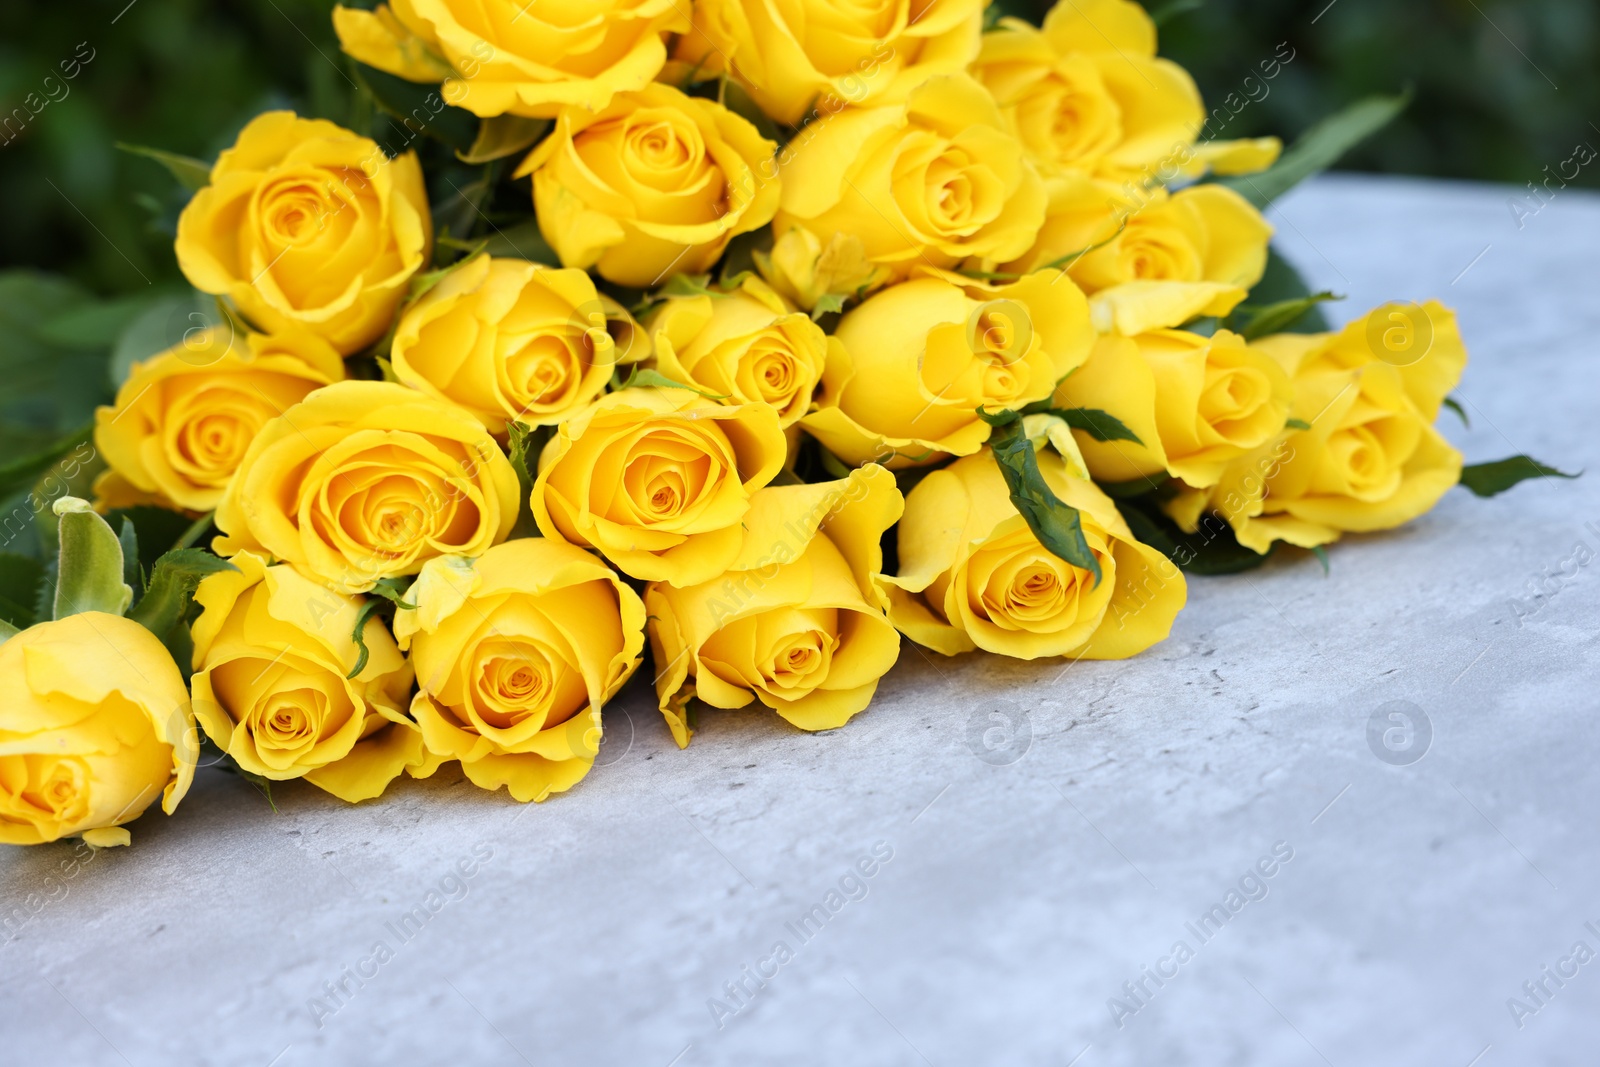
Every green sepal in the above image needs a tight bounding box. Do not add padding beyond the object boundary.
[51,498,133,620]
[346,596,389,680]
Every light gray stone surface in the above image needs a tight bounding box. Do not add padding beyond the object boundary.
[4,174,1598,1067]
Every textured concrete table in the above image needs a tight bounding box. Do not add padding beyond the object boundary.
[4,175,1598,1067]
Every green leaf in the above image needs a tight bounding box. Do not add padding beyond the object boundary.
[611,365,730,400]
[353,63,478,152]
[457,115,550,164]
[1093,476,1174,501]
[0,423,93,500]
[37,294,153,350]
[1116,497,1276,576]
[1220,90,1412,209]
[105,506,196,573]
[720,229,774,289]
[1242,248,1334,334]
[1458,456,1580,498]
[110,291,226,385]
[471,218,560,265]
[115,143,212,192]
[1150,0,1204,25]
[125,548,237,667]
[718,76,783,144]
[1039,407,1143,445]
[1442,397,1470,427]
[981,409,1102,585]
[1285,418,1313,431]
[52,498,133,619]
[1230,291,1342,340]
[117,516,141,595]
[1310,545,1331,576]
[505,421,547,540]
[0,273,109,444]
[0,553,44,630]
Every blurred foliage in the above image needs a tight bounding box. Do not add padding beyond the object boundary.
[3,0,1596,295]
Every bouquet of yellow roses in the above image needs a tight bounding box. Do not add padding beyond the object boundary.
[0,0,1570,847]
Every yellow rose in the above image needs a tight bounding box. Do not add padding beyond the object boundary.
[972,0,1203,187]
[214,381,519,593]
[646,465,902,747]
[391,255,647,433]
[775,74,1046,280]
[0,613,196,847]
[676,0,986,127]
[396,540,646,802]
[533,387,788,586]
[334,0,689,118]
[753,224,889,313]
[1003,181,1273,302]
[512,83,779,288]
[1169,302,1468,552]
[176,111,431,355]
[189,551,430,803]
[801,268,1094,468]
[887,449,1186,659]
[93,328,340,513]
[644,275,832,428]
[1053,326,1292,489]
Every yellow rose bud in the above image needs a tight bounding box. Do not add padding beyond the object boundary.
[1054,326,1293,489]
[646,464,903,747]
[644,275,831,428]
[754,224,889,313]
[396,540,646,802]
[1004,182,1273,302]
[533,387,788,586]
[0,613,196,846]
[214,381,520,593]
[189,551,430,802]
[972,0,1203,187]
[334,0,689,118]
[801,268,1094,468]
[678,0,985,128]
[512,83,779,288]
[1169,302,1468,552]
[391,255,647,433]
[93,328,340,513]
[775,74,1046,279]
[175,111,431,355]
[886,449,1186,659]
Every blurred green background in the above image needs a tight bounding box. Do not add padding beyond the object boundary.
[3,0,1595,295]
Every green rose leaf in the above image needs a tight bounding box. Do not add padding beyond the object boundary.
[125,548,238,670]
[1219,90,1412,209]
[1458,456,1579,498]
[1229,291,1342,341]
[115,143,212,192]
[980,408,1102,586]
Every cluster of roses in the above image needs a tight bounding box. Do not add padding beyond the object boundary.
[0,0,1471,848]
